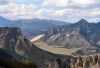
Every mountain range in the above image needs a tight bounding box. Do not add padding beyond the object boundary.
[47,19,100,55]
[0,17,100,67]
[0,16,68,39]
[0,16,100,56]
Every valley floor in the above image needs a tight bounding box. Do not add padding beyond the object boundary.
[34,41,80,56]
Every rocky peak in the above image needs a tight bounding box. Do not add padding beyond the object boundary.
[47,19,100,55]
[97,22,100,25]
[0,27,23,54]
[72,19,90,32]
[0,16,7,20]
[77,19,88,24]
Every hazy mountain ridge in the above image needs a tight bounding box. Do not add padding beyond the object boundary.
[0,16,68,39]
[14,19,67,38]
[14,19,70,39]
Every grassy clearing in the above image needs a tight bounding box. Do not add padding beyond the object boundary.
[34,42,80,56]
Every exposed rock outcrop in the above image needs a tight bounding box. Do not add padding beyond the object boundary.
[0,27,61,63]
[43,54,100,68]
[47,19,100,55]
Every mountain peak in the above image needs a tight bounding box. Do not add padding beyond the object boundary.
[0,16,7,20]
[77,19,88,24]
[0,16,10,22]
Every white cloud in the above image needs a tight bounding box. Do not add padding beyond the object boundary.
[0,3,36,19]
[33,8,77,22]
[34,9,55,19]
[42,0,69,7]
[70,0,94,4]
[92,0,100,4]
[0,0,100,22]
[9,0,34,4]
[42,0,100,8]
[89,18,100,22]
[0,0,9,5]
[90,9,100,17]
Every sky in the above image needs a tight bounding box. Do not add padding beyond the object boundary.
[0,0,100,23]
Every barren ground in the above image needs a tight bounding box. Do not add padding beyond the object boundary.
[34,42,80,56]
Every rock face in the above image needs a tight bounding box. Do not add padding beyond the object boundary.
[0,27,60,63]
[0,27,29,57]
[0,48,15,60]
[43,54,100,68]
[47,19,100,55]
[47,30,92,48]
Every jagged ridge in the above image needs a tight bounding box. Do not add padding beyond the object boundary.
[47,19,100,55]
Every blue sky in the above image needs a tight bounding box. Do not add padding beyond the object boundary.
[0,0,100,23]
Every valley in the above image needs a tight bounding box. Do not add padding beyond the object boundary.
[34,41,80,56]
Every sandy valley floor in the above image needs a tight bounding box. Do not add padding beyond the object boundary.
[34,42,80,56]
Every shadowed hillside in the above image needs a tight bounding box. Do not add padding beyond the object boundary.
[0,27,66,64]
[0,53,99,68]
[0,59,37,68]
[41,54,100,68]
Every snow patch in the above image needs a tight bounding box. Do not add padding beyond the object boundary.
[30,34,45,42]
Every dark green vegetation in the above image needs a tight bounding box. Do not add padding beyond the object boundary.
[0,59,37,68]
[0,48,37,68]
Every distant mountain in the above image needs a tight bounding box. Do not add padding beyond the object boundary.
[14,19,69,38]
[47,19,100,55]
[0,16,13,26]
[0,16,68,39]
[0,16,23,28]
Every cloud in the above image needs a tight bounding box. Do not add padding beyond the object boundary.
[42,0,69,7]
[0,3,36,19]
[69,0,100,8]
[42,0,100,9]
[9,0,35,4]
[85,8,100,22]
[70,0,94,4]
[91,11,100,17]
[34,7,100,22]
[0,0,9,5]
[0,0,100,22]
[89,18,100,22]
[33,8,81,22]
